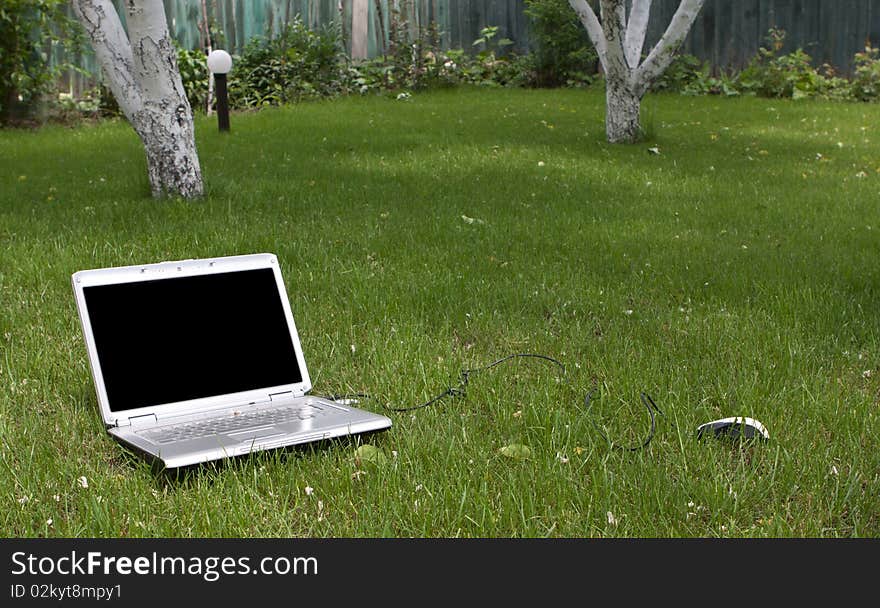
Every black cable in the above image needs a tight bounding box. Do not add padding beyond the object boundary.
[583,388,663,451]
[321,353,662,451]
[386,353,566,412]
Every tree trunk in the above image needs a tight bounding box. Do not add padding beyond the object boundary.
[133,105,203,198]
[605,81,642,144]
[72,0,203,198]
[570,0,705,143]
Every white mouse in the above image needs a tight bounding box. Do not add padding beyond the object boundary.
[696,417,769,440]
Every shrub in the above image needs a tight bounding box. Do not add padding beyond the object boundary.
[524,0,598,87]
[737,28,822,99]
[849,45,880,101]
[652,54,708,93]
[463,26,522,87]
[346,20,536,94]
[815,63,853,101]
[653,54,740,97]
[0,0,83,125]
[229,16,345,108]
[176,45,209,113]
[367,12,446,91]
[47,88,101,124]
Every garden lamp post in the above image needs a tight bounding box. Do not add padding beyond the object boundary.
[207,49,232,132]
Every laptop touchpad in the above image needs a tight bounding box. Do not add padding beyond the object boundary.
[227,426,283,440]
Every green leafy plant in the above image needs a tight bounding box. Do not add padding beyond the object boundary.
[374,8,445,91]
[48,87,101,124]
[652,54,708,93]
[0,0,84,125]
[472,25,514,56]
[849,45,880,101]
[653,54,739,97]
[813,63,852,101]
[176,45,209,113]
[524,0,598,87]
[737,28,821,99]
[349,15,532,93]
[460,26,520,87]
[229,15,345,109]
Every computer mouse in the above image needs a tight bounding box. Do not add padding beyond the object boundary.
[696,417,769,440]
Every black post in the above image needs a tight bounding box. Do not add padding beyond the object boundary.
[215,73,230,132]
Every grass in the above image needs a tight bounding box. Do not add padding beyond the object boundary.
[1,87,879,537]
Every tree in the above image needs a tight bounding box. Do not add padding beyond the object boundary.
[72,0,203,197]
[568,0,705,143]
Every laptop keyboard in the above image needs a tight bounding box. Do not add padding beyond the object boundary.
[137,404,326,444]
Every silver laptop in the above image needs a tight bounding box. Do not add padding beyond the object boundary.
[72,253,391,468]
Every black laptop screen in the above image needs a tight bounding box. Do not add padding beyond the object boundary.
[83,268,303,412]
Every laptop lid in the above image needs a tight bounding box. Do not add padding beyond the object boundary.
[72,253,312,427]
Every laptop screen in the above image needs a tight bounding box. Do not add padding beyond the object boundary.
[83,268,303,412]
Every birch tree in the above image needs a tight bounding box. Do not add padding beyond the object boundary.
[72,0,203,197]
[569,0,705,143]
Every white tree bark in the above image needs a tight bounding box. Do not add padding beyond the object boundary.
[634,0,705,95]
[568,0,705,143]
[200,0,214,115]
[72,0,203,198]
[624,0,652,69]
[569,0,607,72]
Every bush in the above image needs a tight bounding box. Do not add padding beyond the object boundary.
[849,45,880,101]
[360,14,447,91]
[524,0,598,87]
[461,26,527,87]
[0,0,83,125]
[815,63,852,101]
[229,16,345,108]
[652,54,708,93]
[653,54,739,96]
[222,12,538,102]
[737,28,822,99]
[345,21,536,94]
[176,45,209,113]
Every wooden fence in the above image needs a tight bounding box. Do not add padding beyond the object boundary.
[661,0,880,75]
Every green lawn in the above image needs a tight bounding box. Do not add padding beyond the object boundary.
[1,87,878,537]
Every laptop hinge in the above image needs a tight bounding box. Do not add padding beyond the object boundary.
[118,413,158,428]
[269,391,294,402]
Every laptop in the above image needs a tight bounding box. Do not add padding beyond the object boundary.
[72,253,391,468]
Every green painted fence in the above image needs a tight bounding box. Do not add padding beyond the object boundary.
[59,1,880,95]
[655,0,880,76]
[170,1,531,57]
[60,0,531,94]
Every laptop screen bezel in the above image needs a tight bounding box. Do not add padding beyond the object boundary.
[72,253,312,426]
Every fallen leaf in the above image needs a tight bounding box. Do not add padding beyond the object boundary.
[499,443,531,460]
[355,444,388,467]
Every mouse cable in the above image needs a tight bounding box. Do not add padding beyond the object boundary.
[583,389,664,452]
[387,353,566,412]
[321,353,565,412]
[320,353,662,450]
